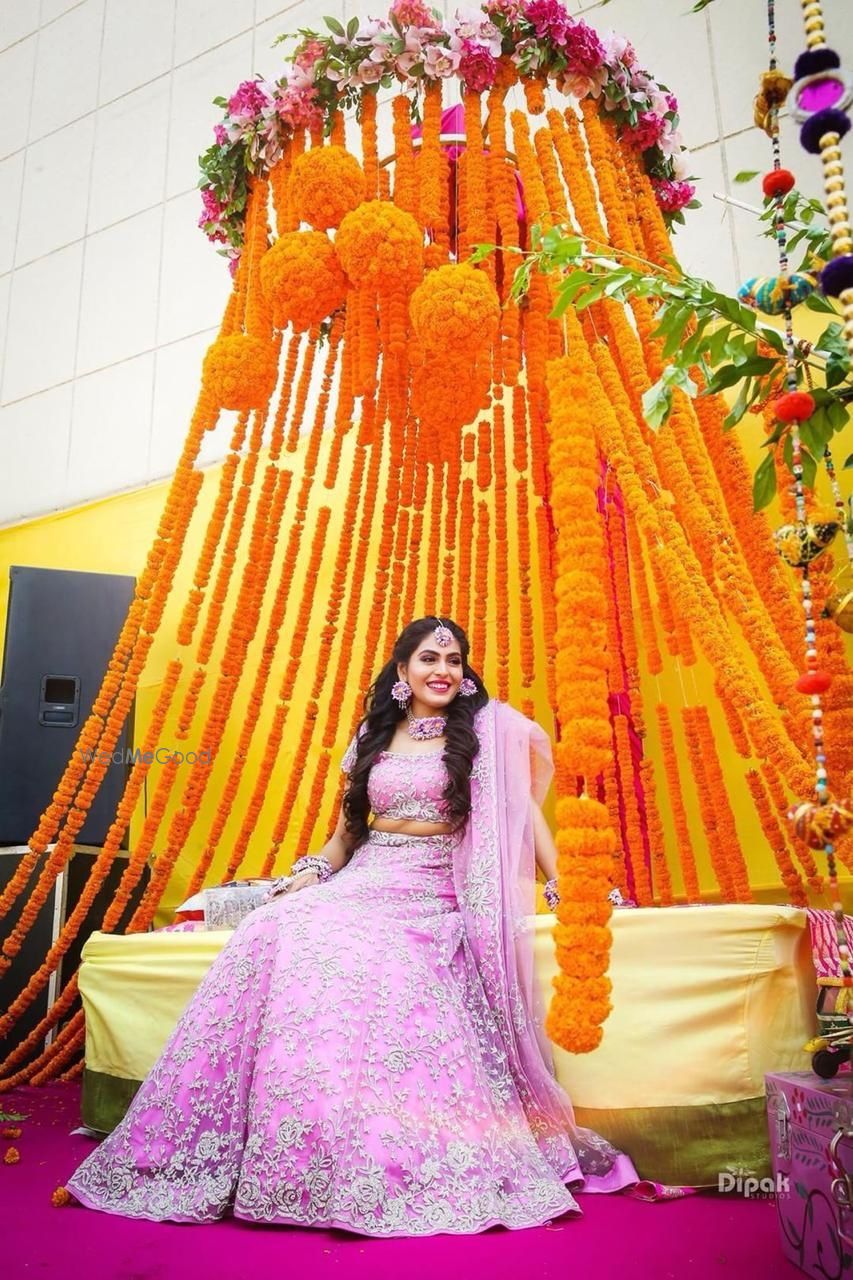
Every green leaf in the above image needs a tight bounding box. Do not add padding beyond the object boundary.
[642,380,672,429]
[826,356,850,388]
[723,378,754,428]
[753,451,777,511]
[755,325,785,353]
[801,446,818,491]
[804,291,839,315]
[704,362,748,392]
[324,15,346,35]
[843,453,853,469]
[469,242,496,264]
[734,170,760,184]
[658,305,694,360]
[704,324,734,365]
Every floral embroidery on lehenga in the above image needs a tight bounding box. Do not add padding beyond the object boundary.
[66,701,633,1235]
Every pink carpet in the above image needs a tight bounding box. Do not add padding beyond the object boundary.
[4,1083,803,1280]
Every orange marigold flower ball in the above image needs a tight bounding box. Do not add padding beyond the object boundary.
[410,263,500,355]
[202,334,278,412]
[259,230,347,331]
[336,200,424,289]
[289,145,367,230]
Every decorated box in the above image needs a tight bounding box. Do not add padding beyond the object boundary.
[766,1070,853,1279]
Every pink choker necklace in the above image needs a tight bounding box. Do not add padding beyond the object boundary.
[406,708,447,740]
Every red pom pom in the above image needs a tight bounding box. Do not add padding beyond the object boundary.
[775,391,815,422]
[762,169,796,198]
[795,671,832,694]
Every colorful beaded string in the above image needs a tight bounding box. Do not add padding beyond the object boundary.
[767,0,853,983]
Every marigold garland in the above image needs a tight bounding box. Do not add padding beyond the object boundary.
[682,705,752,904]
[745,769,808,907]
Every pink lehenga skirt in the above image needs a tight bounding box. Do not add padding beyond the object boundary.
[66,829,628,1235]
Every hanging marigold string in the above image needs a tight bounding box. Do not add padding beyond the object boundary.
[543,351,617,1051]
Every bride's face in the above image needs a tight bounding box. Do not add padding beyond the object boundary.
[398,637,464,709]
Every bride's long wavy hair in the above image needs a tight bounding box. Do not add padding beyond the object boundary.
[342,616,490,851]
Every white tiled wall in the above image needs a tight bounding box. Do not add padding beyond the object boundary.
[0,0,850,525]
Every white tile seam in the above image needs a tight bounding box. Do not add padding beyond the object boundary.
[65,0,108,497]
[0,2,41,405]
[1,325,220,412]
[0,0,85,55]
[146,0,180,481]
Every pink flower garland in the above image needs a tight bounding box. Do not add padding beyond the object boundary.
[197,1,695,265]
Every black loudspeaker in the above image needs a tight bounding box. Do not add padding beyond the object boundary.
[0,847,150,1054]
[0,566,136,846]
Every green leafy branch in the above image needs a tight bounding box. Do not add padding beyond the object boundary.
[471,221,852,510]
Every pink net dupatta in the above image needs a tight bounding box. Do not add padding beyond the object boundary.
[453,698,638,1192]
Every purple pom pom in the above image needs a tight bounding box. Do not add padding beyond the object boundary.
[800,107,851,153]
[794,48,841,80]
[821,254,853,298]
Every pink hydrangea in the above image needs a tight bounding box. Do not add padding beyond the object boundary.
[523,0,573,46]
[227,79,270,120]
[198,187,227,241]
[459,39,498,92]
[213,123,228,146]
[622,111,665,151]
[564,19,605,75]
[651,178,695,213]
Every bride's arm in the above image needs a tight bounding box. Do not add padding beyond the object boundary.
[307,795,359,873]
[530,797,558,883]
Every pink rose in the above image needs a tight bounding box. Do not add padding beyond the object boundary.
[294,39,326,72]
[275,86,324,132]
[391,0,439,26]
[459,39,498,93]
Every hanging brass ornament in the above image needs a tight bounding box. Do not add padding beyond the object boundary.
[822,567,853,634]
[773,516,841,567]
[788,797,853,850]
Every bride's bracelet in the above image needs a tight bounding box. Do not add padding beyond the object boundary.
[291,854,334,884]
[543,877,560,910]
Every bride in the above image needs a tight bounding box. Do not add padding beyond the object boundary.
[65,615,638,1235]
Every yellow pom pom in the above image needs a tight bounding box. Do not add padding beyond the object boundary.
[289,145,367,231]
[202,334,278,412]
[336,200,424,289]
[259,230,348,332]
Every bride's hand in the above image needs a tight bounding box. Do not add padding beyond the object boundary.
[263,870,319,902]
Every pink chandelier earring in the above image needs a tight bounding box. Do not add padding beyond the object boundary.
[459,678,477,696]
[391,679,412,708]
